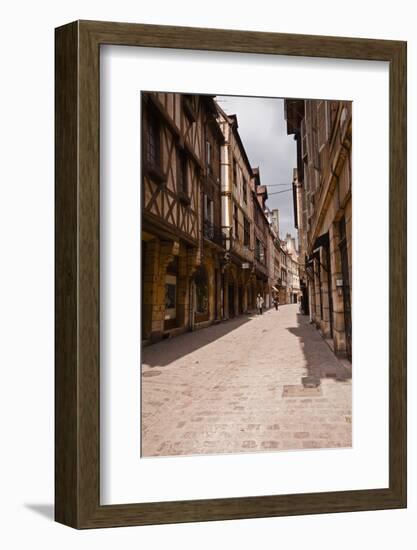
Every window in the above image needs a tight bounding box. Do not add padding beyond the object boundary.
[243,178,247,204]
[233,158,238,186]
[254,204,259,226]
[234,205,239,240]
[255,239,266,264]
[243,218,250,247]
[204,195,213,223]
[203,196,214,240]
[206,140,212,176]
[312,110,321,170]
[178,149,188,195]
[255,238,261,261]
[146,110,161,168]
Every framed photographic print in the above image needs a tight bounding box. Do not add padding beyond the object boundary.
[55,20,406,528]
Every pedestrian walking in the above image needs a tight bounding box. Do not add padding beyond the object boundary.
[256,293,264,315]
[273,296,279,310]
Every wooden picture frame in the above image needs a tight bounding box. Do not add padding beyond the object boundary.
[55,20,407,528]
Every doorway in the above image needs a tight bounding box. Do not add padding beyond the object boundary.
[339,218,352,360]
[164,257,179,330]
[238,286,243,314]
[228,284,235,318]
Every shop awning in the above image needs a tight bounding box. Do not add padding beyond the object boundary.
[312,231,329,252]
[272,286,279,291]
[306,231,330,275]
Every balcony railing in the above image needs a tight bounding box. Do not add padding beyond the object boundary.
[203,219,226,247]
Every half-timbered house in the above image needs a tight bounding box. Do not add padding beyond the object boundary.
[218,108,257,317]
[252,168,271,307]
[141,92,225,342]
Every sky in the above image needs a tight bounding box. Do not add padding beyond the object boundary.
[216,95,297,241]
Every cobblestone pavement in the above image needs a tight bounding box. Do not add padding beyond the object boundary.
[141,304,352,457]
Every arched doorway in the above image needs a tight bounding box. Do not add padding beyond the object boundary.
[228,272,236,318]
[194,265,209,323]
[164,257,179,330]
[238,285,243,314]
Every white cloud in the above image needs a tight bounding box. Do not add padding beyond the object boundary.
[217,95,297,239]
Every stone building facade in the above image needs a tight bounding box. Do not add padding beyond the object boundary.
[265,207,279,305]
[277,244,289,304]
[285,99,352,359]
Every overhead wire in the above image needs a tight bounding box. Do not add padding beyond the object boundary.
[267,188,293,195]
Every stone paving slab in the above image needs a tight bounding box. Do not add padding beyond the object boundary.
[141,304,352,457]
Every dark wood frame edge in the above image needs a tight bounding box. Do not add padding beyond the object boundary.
[55,20,407,529]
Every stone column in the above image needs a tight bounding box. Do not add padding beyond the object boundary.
[176,244,188,330]
[251,281,255,311]
[142,238,160,340]
[186,246,201,329]
[215,266,222,320]
[319,247,331,338]
[149,240,180,342]
[223,270,229,319]
[329,222,346,354]
[234,271,239,317]
[242,270,250,313]
[313,258,321,326]
[345,199,352,292]
[207,257,215,322]
[308,277,315,323]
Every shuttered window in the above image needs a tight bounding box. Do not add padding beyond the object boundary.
[243,218,250,247]
[146,110,161,168]
[177,149,188,195]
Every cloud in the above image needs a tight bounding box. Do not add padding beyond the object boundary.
[217,95,297,239]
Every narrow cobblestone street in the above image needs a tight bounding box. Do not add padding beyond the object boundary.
[141,304,352,457]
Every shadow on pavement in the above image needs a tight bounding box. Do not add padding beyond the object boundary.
[142,313,257,368]
[287,313,352,381]
[24,504,54,521]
